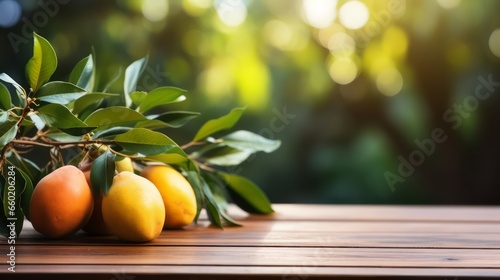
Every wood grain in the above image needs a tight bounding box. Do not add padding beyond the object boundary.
[1,204,500,279]
[10,245,500,268]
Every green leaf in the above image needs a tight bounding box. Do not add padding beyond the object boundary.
[0,173,5,201]
[0,121,17,148]
[114,128,178,156]
[202,177,223,228]
[220,209,242,226]
[134,119,170,131]
[220,130,281,153]
[37,81,86,104]
[185,170,204,223]
[69,54,95,92]
[0,83,12,110]
[203,172,228,210]
[0,73,26,107]
[193,107,246,142]
[218,173,274,214]
[7,155,41,189]
[29,114,45,130]
[124,56,148,107]
[84,106,147,130]
[0,111,8,123]
[17,168,33,221]
[103,67,123,93]
[26,33,57,92]
[139,87,186,113]
[148,111,200,128]
[192,144,252,166]
[130,91,147,107]
[38,103,95,136]
[91,150,116,196]
[0,174,7,238]
[92,127,132,139]
[73,92,119,114]
[202,172,240,226]
[2,164,27,236]
[43,132,82,142]
[144,153,188,166]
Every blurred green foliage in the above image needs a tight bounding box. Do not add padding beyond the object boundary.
[1,0,500,204]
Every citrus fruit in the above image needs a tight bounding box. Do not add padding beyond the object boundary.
[81,170,111,236]
[141,165,197,228]
[29,165,93,239]
[115,157,134,173]
[101,171,165,242]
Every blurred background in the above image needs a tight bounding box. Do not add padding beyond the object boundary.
[1,0,500,204]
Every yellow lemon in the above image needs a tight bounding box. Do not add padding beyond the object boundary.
[141,166,197,228]
[102,171,165,242]
[115,157,134,173]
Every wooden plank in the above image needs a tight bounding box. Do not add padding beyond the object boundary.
[18,220,500,237]
[11,246,500,268]
[239,204,500,222]
[14,221,500,249]
[4,265,500,279]
[16,230,500,249]
[3,205,500,279]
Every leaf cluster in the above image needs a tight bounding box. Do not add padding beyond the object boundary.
[0,33,280,237]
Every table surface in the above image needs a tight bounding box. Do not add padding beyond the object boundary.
[2,204,500,279]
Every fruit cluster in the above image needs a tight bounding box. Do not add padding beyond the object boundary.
[30,162,197,242]
[1,33,278,239]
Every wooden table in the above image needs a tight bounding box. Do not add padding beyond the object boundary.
[2,204,500,279]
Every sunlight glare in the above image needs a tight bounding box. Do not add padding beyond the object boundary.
[376,68,403,96]
[329,58,358,85]
[339,1,369,30]
[489,28,500,58]
[302,0,337,29]
[328,32,356,57]
[215,0,247,27]
[437,0,461,9]
[0,0,21,27]
[142,0,169,22]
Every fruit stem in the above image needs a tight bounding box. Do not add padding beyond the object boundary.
[195,160,216,172]
[181,141,209,149]
[12,138,115,148]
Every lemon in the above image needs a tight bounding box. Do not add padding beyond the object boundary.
[115,157,134,173]
[141,166,197,228]
[102,171,165,242]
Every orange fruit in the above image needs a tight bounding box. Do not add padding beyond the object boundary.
[102,171,165,242]
[141,165,197,228]
[81,170,110,236]
[29,165,93,239]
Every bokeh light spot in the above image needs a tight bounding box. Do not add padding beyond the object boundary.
[437,0,461,9]
[183,0,210,16]
[0,0,22,28]
[264,20,293,50]
[329,58,358,85]
[215,0,247,27]
[328,32,356,57]
[189,0,211,9]
[142,0,169,22]
[381,26,408,60]
[489,28,500,58]
[264,20,308,51]
[376,68,403,96]
[317,23,345,48]
[339,1,369,30]
[302,0,337,29]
